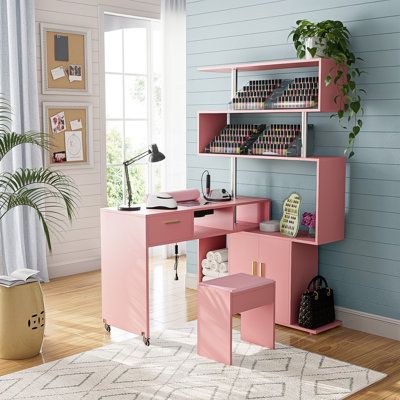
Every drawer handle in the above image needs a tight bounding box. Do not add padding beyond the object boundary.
[252,261,257,276]
[260,262,265,277]
[164,220,181,225]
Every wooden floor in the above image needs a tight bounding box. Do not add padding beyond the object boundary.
[1,257,400,399]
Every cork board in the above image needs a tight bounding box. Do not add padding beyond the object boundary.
[46,31,86,90]
[40,24,91,95]
[44,105,90,165]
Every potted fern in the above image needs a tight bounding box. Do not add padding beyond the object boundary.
[0,98,78,251]
[289,20,365,158]
[0,98,79,359]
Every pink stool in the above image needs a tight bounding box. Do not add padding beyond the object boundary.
[197,273,275,365]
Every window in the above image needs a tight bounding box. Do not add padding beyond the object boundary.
[104,15,162,207]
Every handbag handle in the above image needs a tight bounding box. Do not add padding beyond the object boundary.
[307,275,329,291]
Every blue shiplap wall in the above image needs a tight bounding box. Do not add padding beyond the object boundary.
[186,0,400,320]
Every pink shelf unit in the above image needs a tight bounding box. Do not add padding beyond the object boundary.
[198,58,344,113]
[197,114,345,245]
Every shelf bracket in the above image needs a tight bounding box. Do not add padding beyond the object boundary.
[301,111,308,158]
[230,68,239,202]
[231,68,238,98]
[231,157,237,199]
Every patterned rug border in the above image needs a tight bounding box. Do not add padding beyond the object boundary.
[0,321,387,399]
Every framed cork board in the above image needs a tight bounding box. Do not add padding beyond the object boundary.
[40,23,92,95]
[43,102,93,168]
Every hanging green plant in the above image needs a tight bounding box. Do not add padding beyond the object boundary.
[289,20,366,158]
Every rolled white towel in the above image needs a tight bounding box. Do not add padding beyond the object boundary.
[202,268,219,278]
[206,251,215,261]
[201,259,210,269]
[213,248,228,263]
[202,272,229,282]
[209,260,219,271]
[218,262,228,273]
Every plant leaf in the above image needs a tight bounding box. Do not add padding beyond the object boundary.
[0,131,51,162]
[350,101,361,114]
[0,168,79,250]
[325,75,332,86]
[307,47,317,57]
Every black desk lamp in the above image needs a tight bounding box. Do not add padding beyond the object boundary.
[118,144,165,211]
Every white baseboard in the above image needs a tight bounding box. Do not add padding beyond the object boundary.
[185,272,198,290]
[335,306,400,341]
[48,258,101,279]
[184,277,400,340]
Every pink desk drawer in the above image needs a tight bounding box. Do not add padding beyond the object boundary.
[147,211,193,246]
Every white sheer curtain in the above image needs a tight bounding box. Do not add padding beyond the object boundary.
[0,1,48,280]
[162,0,186,258]
[162,0,186,192]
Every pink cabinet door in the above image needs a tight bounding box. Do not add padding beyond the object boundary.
[258,237,291,325]
[227,232,259,276]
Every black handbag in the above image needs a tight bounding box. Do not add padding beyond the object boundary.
[298,275,335,329]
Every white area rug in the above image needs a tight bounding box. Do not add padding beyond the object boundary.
[0,322,386,399]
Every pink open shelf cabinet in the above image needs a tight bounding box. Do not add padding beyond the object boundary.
[196,58,346,334]
[197,112,346,246]
[199,57,343,114]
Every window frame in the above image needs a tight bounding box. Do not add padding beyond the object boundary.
[104,17,161,206]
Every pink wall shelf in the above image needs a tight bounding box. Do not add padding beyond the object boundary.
[197,111,308,156]
[198,58,344,114]
[199,58,325,73]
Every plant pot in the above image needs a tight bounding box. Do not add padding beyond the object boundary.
[304,37,327,59]
[308,226,316,238]
[0,281,45,359]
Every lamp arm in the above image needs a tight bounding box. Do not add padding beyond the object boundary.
[123,149,151,207]
[124,163,133,208]
[123,150,151,167]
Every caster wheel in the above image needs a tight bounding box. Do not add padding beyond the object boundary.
[141,332,150,346]
[104,323,111,333]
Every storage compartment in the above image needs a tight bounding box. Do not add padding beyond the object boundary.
[195,206,234,232]
[198,235,227,283]
[227,231,318,326]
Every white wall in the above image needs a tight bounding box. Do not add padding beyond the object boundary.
[35,0,161,278]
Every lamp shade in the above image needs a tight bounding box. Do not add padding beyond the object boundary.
[149,144,165,163]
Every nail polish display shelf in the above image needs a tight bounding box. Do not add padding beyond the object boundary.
[229,77,319,111]
[203,123,314,157]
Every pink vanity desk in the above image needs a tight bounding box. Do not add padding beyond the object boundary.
[101,196,270,345]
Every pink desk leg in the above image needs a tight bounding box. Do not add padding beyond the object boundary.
[101,211,150,343]
[241,289,275,349]
[197,285,232,365]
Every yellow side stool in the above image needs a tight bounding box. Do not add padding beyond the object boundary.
[0,281,45,359]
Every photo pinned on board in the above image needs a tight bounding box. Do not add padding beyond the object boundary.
[68,64,82,82]
[52,151,66,163]
[50,111,66,134]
